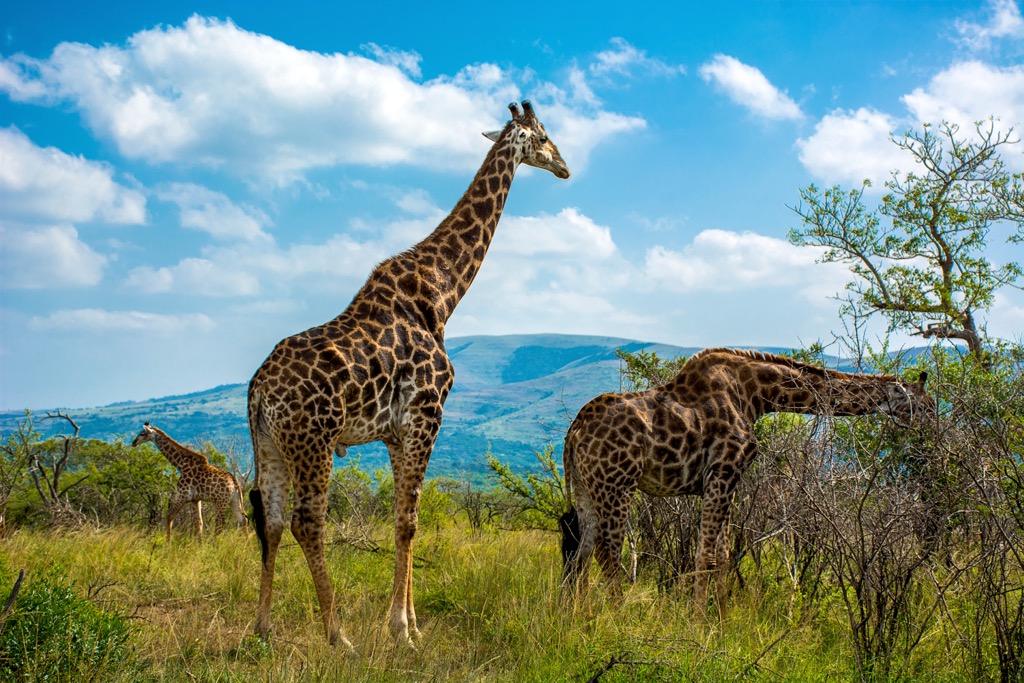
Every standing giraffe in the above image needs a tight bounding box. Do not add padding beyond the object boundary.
[560,348,933,610]
[131,422,247,541]
[248,101,569,648]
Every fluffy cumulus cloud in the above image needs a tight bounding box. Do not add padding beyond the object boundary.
[796,108,908,185]
[902,61,1024,158]
[124,256,262,297]
[0,223,108,289]
[157,183,271,242]
[0,16,643,183]
[798,60,1024,184]
[124,229,393,298]
[699,54,803,121]
[448,207,644,336]
[955,0,1024,51]
[494,208,617,259]
[29,308,215,333]
[0,126,145,224]
[642,229,848,303]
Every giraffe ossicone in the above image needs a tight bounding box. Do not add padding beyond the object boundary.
[247,100,569,649]
[131,422,247,541]
[560,348,934,612]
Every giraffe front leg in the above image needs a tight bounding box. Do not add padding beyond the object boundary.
[593,485,634,598]
[387,440,430,648]
[194,500,203,541]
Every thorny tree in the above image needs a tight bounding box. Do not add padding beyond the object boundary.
[789,119,1024,364]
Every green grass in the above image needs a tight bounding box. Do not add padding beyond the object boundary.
[0,523,986,682]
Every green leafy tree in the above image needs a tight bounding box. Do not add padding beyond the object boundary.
[73,438,175,527]
[0,412,36,537]
[615,348,689,390]
[789,120,1024,363]
[485,444,566,528]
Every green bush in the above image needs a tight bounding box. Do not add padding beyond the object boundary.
[0,564,138,682]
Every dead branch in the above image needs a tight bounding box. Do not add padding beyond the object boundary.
[0,568,26,636]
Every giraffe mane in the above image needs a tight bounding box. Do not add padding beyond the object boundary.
[686,347,902,383]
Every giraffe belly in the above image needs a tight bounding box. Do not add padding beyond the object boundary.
[638,470,701,497]
[638,451,703,497]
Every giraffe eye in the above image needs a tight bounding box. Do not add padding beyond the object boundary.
[540,136,548,144]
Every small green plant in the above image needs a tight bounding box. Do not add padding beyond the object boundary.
[0,564,138,682]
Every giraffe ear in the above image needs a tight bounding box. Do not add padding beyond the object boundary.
[482,130,501,142]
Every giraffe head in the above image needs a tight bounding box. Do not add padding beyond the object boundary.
[131,421,157,447]
[483,100,570,179]
[879,373,935,427]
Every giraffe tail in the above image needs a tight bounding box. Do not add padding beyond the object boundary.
[559,427,581,573]
[247,383,269,563]
[250,488,268,566]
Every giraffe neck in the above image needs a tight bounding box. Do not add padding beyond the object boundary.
[380,133,519,328]
[150,428,207,471]
[751,360,895,417]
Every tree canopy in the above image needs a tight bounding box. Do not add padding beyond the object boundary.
[789,120,1024,362]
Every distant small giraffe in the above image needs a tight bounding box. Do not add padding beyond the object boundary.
[248,101,569,648]
[132,422,246,540]
[560,348,933,610]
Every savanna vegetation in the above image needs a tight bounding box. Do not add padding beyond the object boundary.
[1,120,1022,682]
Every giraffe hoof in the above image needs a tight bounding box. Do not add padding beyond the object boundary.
[332,636,356,655]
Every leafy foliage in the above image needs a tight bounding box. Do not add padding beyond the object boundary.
[789,120,1024,361]
[0,564,137,682]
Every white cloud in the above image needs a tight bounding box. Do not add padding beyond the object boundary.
[955,0,1024,51]
[0,16,641,182]
[590,38,685,79]
[902,61,1024,161]
[125,256,262,296]
[0,223,107,288]
[361,43,422,78]
[495,208,617,258]
[642,229,849,303]
[0,126,146,224]
[29,308,215,333]
[699,54,803,121]
[798,60,1024,185]
[796,108,907,185]
[450,207,640,336]
[157,183,271,242]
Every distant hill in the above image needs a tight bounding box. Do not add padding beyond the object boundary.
[0,334,805,476]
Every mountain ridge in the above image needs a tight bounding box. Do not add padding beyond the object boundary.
[0,334,818,475]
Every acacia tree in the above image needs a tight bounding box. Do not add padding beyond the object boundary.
[789,120,1024,362]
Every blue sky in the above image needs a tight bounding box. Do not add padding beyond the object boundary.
[2,1,1023,409]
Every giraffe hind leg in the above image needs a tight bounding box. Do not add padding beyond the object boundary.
[251,448,289,641]
[290,466,352,650]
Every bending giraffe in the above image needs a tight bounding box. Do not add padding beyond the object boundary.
[248,101,569,648]
[131,422,246,540]
[560,348,934,610]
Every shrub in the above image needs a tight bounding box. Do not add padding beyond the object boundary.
[0,564,138,682]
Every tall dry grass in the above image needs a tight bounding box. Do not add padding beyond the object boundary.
[0,519,979,682]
